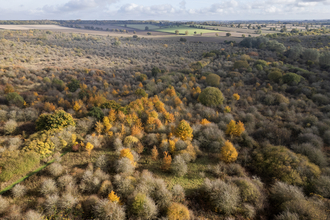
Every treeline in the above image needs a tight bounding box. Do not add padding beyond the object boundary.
[0,20,58,25]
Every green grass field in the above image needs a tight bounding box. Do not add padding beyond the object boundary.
[118,24,223,35]
[155,26,222,35]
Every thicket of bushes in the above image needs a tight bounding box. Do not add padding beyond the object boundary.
[0,28,330,219]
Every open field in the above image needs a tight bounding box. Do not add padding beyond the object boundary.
[155,25,223,35]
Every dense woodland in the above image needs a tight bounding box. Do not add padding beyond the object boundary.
[0,27,330,220]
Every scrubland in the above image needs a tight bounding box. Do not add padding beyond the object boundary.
[0,25,330,220]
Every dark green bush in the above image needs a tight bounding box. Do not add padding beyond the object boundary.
[252,145,320,185]
[254,59,268,67]
[87,107,104,120]
[36,110,75,131]
[52,78,65,91]
[78,89,90,99]
[198,87,224,107]
[282,72,302,85]
[268,69,283,83]
[135,88,148,98]
[205,74,220,86]
[100,100,121,110]
[151,67,161,77]
[6,92,24,107]
[139,74,148,81]
[233,60,249,69]
[231,178,261,205]
[179,37,187,42]
[67,79,80,92]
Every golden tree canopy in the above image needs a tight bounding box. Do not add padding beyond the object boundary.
[120,148,136,166]
[220,140,238,163]
[175,120,193,141]
[226,120,245,137]
[108,191,120,203]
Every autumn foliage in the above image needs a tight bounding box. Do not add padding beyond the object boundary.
[120,148,136,166]
[220,140,238,163]
[225,120,245,137]
[108,191,120,203]
[175,120,193,141]
[161,151,172,171]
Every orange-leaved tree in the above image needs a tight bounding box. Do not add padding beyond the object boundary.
[151,146,159,160]
[200,119,211,125]
[161,151,172,171]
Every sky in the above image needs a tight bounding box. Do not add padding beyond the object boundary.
[0,0,330,21]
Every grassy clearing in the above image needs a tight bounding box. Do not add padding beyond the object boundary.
[0,151,69,194]
[117,24,161,30]
[0,151,40,183]
[138,155,217,195]
[156,26,222,35]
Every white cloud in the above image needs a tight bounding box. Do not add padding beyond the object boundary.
[118,3,176,15]
[43,0,118,14]
[179,0,186,10]
[265,5,282,13]
[1,0,330,20]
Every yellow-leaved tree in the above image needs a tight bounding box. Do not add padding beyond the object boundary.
[200,119,211,125]
[220,140,238,163]
[167,203,190,220]
[108,190,120,203]
[224,106,231,113]
[103,116,112,132]
[225,120,245,137]
[108,109,117,123]
[120,148,136,166]
[175,120,193,141]
[95,121,104,136]
[85,142,94,156]
[233,93,240,101]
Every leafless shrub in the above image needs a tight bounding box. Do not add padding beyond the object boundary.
[40,179,58,196]
[47,162,63,177]
[24,210,44,220]
[12,184,26,198]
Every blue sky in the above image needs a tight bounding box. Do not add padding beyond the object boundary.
[1,0,330,20]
